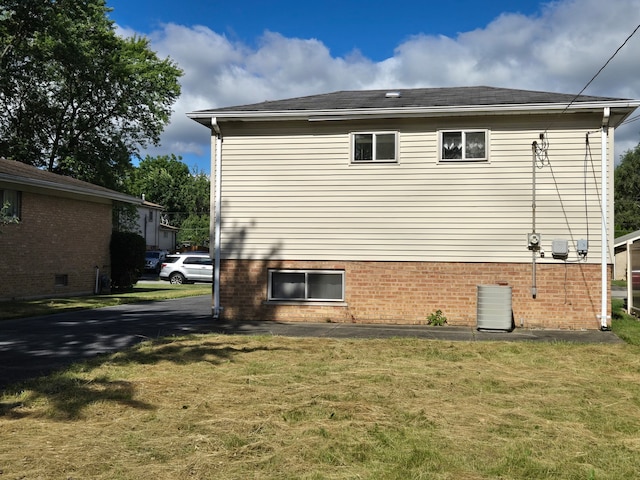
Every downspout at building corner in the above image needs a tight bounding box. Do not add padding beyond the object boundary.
[211,117,223,319]
[600,107,610,330]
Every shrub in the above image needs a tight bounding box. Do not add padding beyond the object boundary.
[427,309,447,326]
[110,231,146,290]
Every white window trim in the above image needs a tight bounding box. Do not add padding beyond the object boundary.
[268,269,345,302]
[351,131,398,163]
[439,129,489,162]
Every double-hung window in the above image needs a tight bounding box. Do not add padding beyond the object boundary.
[440,130,488,161]
[268,270,345,302]
[352,132,397,163]
[0,189,21,220]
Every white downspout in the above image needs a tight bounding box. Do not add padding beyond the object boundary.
[601,107,610,330]
[212,117,223,319]
[627,240,633,314]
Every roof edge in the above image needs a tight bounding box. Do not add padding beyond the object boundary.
[188,100,640,128]
[0,173,142,205]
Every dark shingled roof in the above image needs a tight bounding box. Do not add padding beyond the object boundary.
[0,157,140,204]
[196,86,628,113]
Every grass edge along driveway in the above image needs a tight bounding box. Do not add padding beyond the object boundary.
[0,283,212,321]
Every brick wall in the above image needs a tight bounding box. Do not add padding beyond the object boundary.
[219,259,610,330]
[0,191,112,300]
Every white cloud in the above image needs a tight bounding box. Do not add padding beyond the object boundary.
[117,0,640,169]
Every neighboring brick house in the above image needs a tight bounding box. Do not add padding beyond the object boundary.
[0,157,141,300]
[188,86,640,330]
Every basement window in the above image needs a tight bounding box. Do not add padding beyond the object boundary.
[268,270,345,302]
[55,274,69,287]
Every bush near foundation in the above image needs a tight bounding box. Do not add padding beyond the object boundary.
[110,231,146,290]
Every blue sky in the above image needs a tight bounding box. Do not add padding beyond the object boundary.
[106,0,640,174]
[107,0,542,62]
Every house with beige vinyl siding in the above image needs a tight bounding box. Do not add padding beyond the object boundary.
[188,86,639,330]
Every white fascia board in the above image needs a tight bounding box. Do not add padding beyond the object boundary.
[188,100,640,126]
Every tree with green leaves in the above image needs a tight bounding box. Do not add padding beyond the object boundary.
[615,143,640,237]
[178,214,210,247]
[0,0,182,188]
[125,154,210,245]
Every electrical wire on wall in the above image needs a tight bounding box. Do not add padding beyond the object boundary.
[535,134,579,256]
[584,131,608,254]
[530,20,640,258]
[534,133,550,169]
[526,22,639,322]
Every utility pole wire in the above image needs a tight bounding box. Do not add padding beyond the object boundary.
[560,23,640,116]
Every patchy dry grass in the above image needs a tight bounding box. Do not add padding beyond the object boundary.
[2,334,640,479]
[0,283,211,321]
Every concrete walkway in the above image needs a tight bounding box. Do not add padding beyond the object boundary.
[211,319,623,344]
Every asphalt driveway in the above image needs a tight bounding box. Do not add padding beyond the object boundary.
[0,294,623,390]
[0,295,215,389]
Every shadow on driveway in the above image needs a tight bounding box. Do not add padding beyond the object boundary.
[0,295,215,389]
[1,294,623,390]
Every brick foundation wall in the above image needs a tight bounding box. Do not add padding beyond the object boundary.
[219,259,610,330]
[0,191,112,300]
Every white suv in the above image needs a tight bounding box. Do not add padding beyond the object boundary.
[159,253,213,284]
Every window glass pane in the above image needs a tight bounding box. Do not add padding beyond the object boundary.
[376,133,396,160]
[442,132,462,159]
[466,132,486,159]
[354,134,373,161]
[308,273,343,300]
[2,189,20,218]
[272,272,305,299]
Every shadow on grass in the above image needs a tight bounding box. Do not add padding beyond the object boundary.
[107,336,286,366]
[0,335,288,420]
[1,372,154,420]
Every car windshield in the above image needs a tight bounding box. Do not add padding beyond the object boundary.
[146,252,160,259]
[163,256,180,264]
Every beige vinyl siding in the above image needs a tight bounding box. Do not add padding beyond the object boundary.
[216,115,610,264]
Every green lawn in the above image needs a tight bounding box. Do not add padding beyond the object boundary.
[1,286,639,478]
[0,300,638,479]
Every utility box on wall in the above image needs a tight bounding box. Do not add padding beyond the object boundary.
[477,285,513,331]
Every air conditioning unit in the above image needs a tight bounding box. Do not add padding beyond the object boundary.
[477,285,513,331]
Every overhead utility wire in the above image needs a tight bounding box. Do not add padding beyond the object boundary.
[553,22,640,122]
[535,22,640,264]
[620,113,640,126]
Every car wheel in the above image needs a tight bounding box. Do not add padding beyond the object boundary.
[169,273,186,284]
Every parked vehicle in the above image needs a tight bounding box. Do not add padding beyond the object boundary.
[145,250,167,273]
[159,253,213,284]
